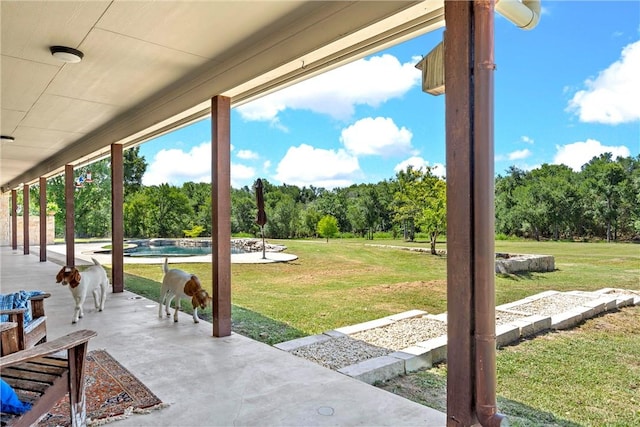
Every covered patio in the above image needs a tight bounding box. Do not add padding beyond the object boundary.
[0,245,446,426]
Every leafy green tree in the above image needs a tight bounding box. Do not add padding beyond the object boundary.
[182,182,212,235]
[231,186,258,235]
[74,160,112,238]
[524,164,580,240]
[374,179,396,234]
[392,167,422,241]
[124,190,156,237]
[265,194,299,238]
[317,215,339,242]
[301,204,323,237]
[123,146,147,196]
[315,191,349,232]
[495,166,527,237]
[344,184,381,239]
[346,198,367,237]
[617,155,640,237]
[580,153,626,242]
[146,184,194,237]
[417,178,446,254]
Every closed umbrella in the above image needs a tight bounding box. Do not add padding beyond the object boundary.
[254,179,267,259]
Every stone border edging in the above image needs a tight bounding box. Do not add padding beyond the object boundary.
[276,288,639,385]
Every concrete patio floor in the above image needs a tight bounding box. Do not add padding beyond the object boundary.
[0,246,446,426]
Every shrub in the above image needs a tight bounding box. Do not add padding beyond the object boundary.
[183,225,205,238]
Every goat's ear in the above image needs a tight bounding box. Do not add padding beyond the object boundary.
[201,290,213,305]
[72,270,81,286]
[55,269,63,283]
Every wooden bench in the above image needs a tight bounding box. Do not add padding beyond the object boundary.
[0,329,97,427]
[0,293,51,355]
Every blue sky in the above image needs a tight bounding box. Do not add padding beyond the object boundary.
[140,1,639,189]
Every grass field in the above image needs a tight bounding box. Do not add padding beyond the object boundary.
[121,238,640,426]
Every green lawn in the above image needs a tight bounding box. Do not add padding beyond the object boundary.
[123,239,639,336]
[121,238,640,425]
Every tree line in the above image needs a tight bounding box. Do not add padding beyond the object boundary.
[17,147,639,247]
[496,153,639,242]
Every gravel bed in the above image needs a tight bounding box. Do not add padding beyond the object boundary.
[290,291,633,372]
[351,317,448,351]
[512,294,594,317]
[290,336,391,370]
[495,310,528,325]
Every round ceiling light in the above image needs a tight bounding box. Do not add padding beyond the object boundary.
[50,46,84,63]
[1,135,15,143]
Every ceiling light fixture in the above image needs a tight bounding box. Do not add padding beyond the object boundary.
[1,135,15,143]
[50,46,84,63]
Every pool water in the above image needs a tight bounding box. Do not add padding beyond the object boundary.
[125,245,246,257]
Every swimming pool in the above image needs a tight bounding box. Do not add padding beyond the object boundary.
[124,242,246,257]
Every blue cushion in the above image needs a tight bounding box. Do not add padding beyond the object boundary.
[0,290,44,324]
[1,378,32,415]
[0,293,14,322]
[12,291,32,325]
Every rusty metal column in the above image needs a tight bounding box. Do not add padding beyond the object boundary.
[211,95,232,337]
[11,190,17,250]
[473,2,502,426]
[111,144,124,293]
[23,184,29,255]
[65,165,75,267]
[39,177,47,262]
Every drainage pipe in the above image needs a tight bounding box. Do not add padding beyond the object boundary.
[474,1,506,426]
[495,0,541,30]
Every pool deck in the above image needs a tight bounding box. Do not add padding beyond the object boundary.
[45,242,298,265]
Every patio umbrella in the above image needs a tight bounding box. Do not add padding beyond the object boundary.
[254,179,267,259]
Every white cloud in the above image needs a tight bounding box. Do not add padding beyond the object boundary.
[521,136,534,144]
[553,139,631,171]
[231,163,256,188]
[142,143,212,186]
[237,54,420,122]
[142,142,256,187]
[508,149,532,161]
[237,149,258,160]
[393,156,446,178]
[263,160,272,173]
[274,144,361,188]
[567,40,640,124]
[341,117,414,157]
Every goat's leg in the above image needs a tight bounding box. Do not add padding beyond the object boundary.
[73,295,84,323]
[166,293,174,317]
[173,297,180,322]
[92,288,101,310]
[192,307,199,323]
[158,290,167,318]
[98,284,106,311]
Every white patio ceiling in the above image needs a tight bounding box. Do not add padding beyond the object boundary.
[1,0,445,192]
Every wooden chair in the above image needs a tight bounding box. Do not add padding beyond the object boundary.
[0,293,50,356]
[0,329,97,427]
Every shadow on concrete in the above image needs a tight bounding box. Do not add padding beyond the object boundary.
[120,269,306,346]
